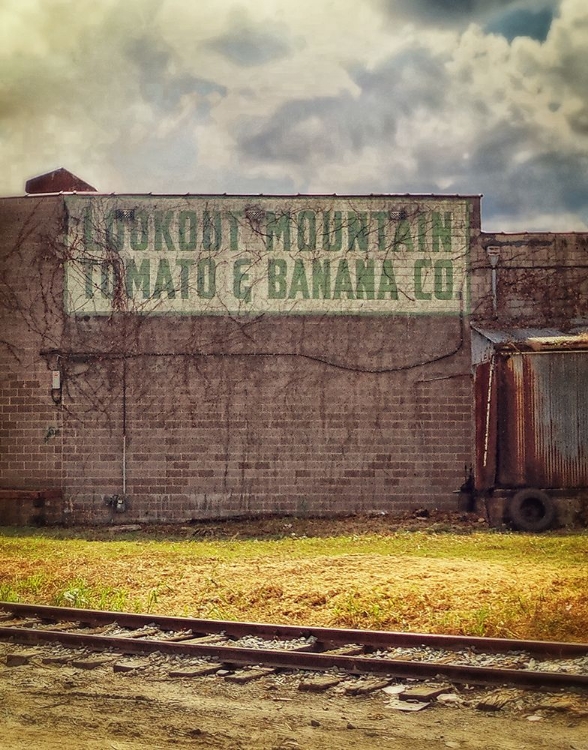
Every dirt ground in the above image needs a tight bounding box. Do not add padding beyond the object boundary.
[2,512,587,747]
[1,643,587,750]
[127,510,490,539]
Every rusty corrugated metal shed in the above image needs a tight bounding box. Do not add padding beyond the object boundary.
[498,351,588,488]
[471,325,588,357]
[473,328,588,491]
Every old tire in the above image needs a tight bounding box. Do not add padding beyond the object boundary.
[509,489,556,532]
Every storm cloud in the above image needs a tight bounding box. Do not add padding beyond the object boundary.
[239,49,448,164]
[378,0,559,31]
[1,0,587,230]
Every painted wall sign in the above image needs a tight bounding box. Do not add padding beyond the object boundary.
[65,195,471,315]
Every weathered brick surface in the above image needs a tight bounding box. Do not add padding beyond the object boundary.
[60,314,472,522]
[1,196,587,523]
[0,198,64,521]
[470,232,588,326]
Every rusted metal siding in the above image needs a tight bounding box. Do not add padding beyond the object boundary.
[474,358,498,491]
[497,352,588,488]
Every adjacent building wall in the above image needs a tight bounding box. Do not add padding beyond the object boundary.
[471,232,588,327]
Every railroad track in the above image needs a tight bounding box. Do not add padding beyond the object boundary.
[1,602,588,690]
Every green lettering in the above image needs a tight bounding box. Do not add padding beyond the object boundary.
[178,211,197,251]
[415,259,432,300]
[105,211,124,252]
[334,260,355,299]
[126,258,150,299]
[393,219,414,252]
[355,259,375,299]
[130,209,149,251]
[228,211,241,251]
[100,263,113,299]
[432,212,452,252]
[153,258,176,298]
[154,211,175,251]
[268,258,287,299]
[176,258,194,299]
[233,259,251,302]
[377,259,398,299]
[322,210,342,251]
[80,260,95,298]
[434,259,453,300]
[371,212,388,252]
[297,210,316,251]
[312,259,331,298]
[266,212,291,251]
[203,210,221,251]
[347,212,368,251]
[83,207,97,251]
[418,213,427,252]
[197,258,216,299]
[288,259,310,298]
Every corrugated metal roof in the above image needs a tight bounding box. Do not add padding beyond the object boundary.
[471,325,588,352]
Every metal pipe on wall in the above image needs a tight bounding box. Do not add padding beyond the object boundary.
[122,358,127,502]
[486,246,501,316]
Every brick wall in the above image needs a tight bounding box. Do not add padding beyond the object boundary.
[2,194,587,524]
[60,315,472,522]
[0,198,64,521]
[471,232,588,326]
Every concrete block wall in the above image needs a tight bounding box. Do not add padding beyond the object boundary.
[2,192,587,524]
[0,198,64,514]
[60,315,472,523]
[470,232,588,326]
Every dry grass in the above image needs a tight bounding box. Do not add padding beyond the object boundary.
[0,516,587,642]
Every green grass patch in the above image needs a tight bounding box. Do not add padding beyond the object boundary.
[0,525,586,641]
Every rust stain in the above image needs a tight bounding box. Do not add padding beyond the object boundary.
[474,359,497,491]
[496,352,588,489]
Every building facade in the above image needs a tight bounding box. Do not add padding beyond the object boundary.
[1,170,587,524]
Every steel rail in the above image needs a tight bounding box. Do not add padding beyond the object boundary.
[2,602,587,658]
[1,625,588,690]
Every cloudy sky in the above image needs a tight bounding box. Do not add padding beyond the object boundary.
[1,0,587,230]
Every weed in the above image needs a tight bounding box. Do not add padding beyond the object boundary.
[0,584,20,603]
[331,590,393,629]
[468,605,492,637]
[0,574,49,603]
[145,586,159,613]
[57,580,91,608]
[0,527,586,641]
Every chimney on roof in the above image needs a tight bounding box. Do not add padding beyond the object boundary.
[25,168,97,194]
